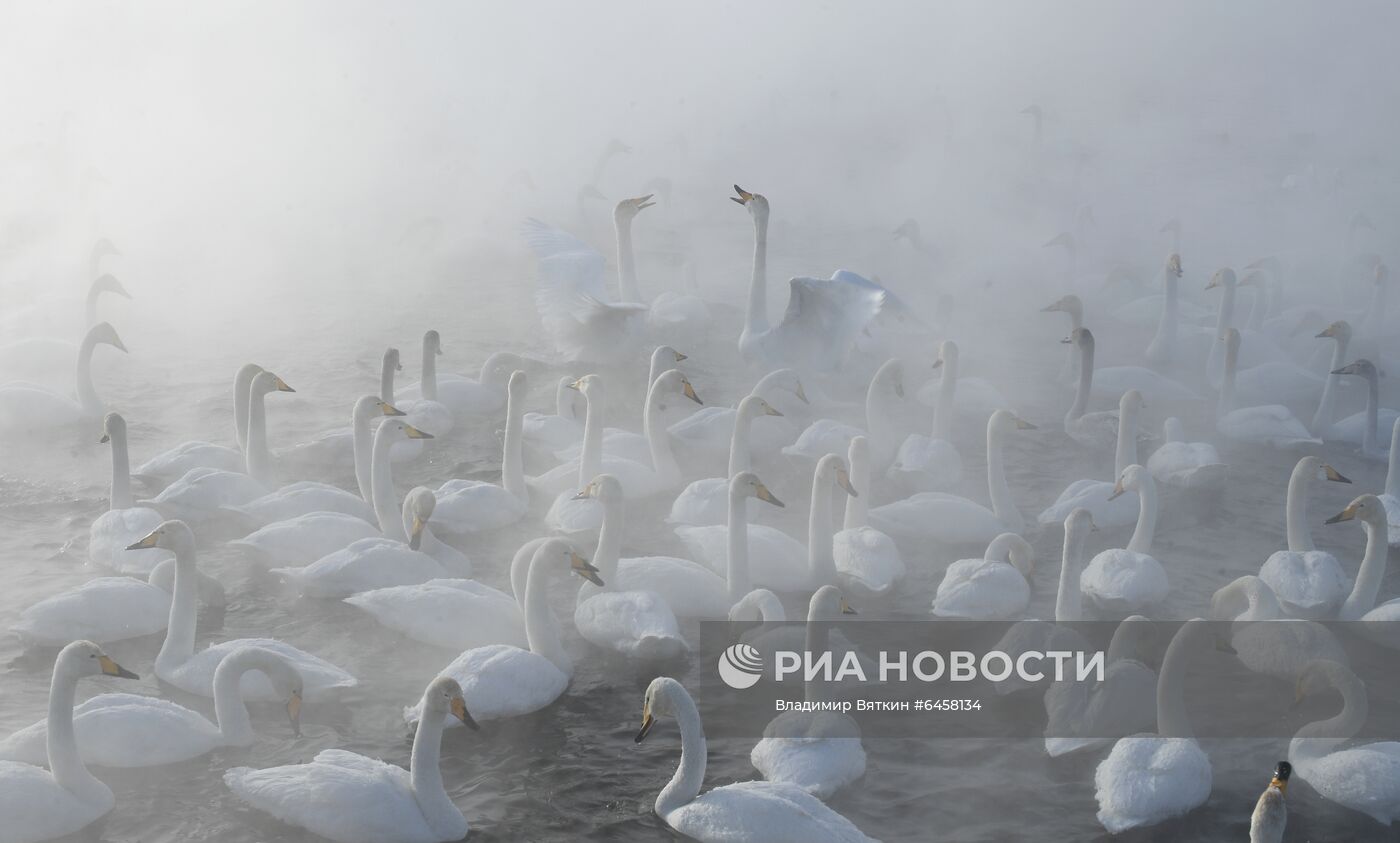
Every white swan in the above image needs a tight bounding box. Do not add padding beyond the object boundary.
[1094,618,1214,833]
[668,393,783,526]
[395,330,455,436]
[132,363,261,487]
[1147,417,1227,490]
[931,532,1035,619]
[635,676,879,842]
[88,412,172,574]
[523,375,585,455]
[610,195,712,344]
[1324,495,1400,648]
[750,585,866,800]
[783,358,904,468]
[401,347,523,420]
[226,675,474,843]
[888,340,963,492]
[1327,358,1397,458]
[833,435,904,596]
[128,520,357,701]
[1207,575,1347,681]
[0,646,301,768]
[1043,614,1156,757]
[406,539,602,726]
[281,395,406,503]
[430,369,529,534]
[0,321,125,435]
[1038,389,1144,528]
[1217,328,1321,448]
[1080,465,1169,613]
[1249,762,1291,843]
[1383,417,1400,546]
[0,273,129,381]
[1288,660,1400,826]
[1144,253,1209,364]
[1310,320,1352,434]
[1042,293,1084,381]
[1060,327,1120,450]
[868,409,1033,545]
[573,474,688,660]
[0,641,139,843]
[686,454,851,592]
[669,368,807,466]
[1258,456,1352,618]
[1058,318,1196,405]
[548,345,688,464]
[731,185,883,372]
[1205,267,1288,386]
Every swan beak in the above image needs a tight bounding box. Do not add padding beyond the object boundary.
[1213,633,1237,655]
[836,468,857,497]
[764,404,784,417]
[894,381,905,399]
[409,517,425,551]
[1331,363,1360,376]
[732,184,755,205]
[567,378,583,391]
[1316,324,1336,338]
[635,194,656,210]
[931,357,944,370]
[673,350,687,362]
[1323,465,1352,484]
[126,530,160,550]
[682,381,703,405]
[1108,480,1127,501]
[794,381,809,404]
[571,551,605,586]
[99,433,110,443]
[98,654,139,679]
[1015,418,1037,430]
[1059,336,1073,344]
[287,690,302,736]
[380,402,407,417]
[840,597,858,615]
[110,335,129,353]
[1040,302,1061,313]
[274,377,295,393]
[450,694,480,730]
[572,482,596,500]
[635,711,656,743]
[755,483,784,508]
[1325,503,1359,524]
[403,424,434,440]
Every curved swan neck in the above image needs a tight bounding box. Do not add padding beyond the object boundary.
[1106,617,1146,664]
[726,484,752,602]
[1114,399,1140,478]
[502,383,526,501]
[409,692,455,826]
[233,365,259,453]
[1386,419,1400,499]
[1290,669,1368,762]
[865,363,900,452]
[523,547,570,673]
[644,377,682,483]
[109,425,132,510]
[744,211,770,336]
[656,686,707,819]
[616,211,642,303]
[74,329,103,417]
[1339,516,1387,620]
[807,463,839,585]
[212,651,267,745]
[46,659,104,799]
[1284,460,1315,553]
[1126,473,1157,554]
[844,439,870,530]
[371,424,406,542]
[1157,622,1203,739]
[421,337,438,402]
[728,398,758,478]
[987,420,1023,533]
[245,387,273,487]
[1055,520,1090,622]
[1311,333,1349,433]
[157,543,200,673]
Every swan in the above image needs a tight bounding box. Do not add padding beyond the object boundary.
[1217,328,1321,448]
[88,412,172,574]
[430,369,529,534]
[0,273,130,381]
[400,346,524,420]
[550,346,690,465]
[868,409,1034,545]
[887,340,963,492]
[1147,417,1228,490]
[1324,495,1400,648]
[1144,253,1213,364]
[833,436,904,596]
[225,675,474,843]
[731,185,882,372]
[573,475,688,660]
[1060,328,1120,449]
[685,454,851,592]
[1043,614,1156,757]
[1327,358,1397,457]
[729,587,787,637]
[395,330,454,436]
[1207,575,1347,681]
[1311,321,1352,434]
[783,358,904,467]
[1041,293,1084,381]
[1093,618,1215,833]
[1205,268,1289,386]
[1258,456,1352,618]
[931,532,1035,619]
[0,641,139,843]
[1249,762,1291,843]
[405,539,602,725]
[0,646,301,768]
[1382,417,1400,546]
[1288,660,1400,826]
[127,520,357,700]
[522,375,585,455]
[668,368,806,468]
[634,676,879,842]
[1038,389,1144,528]
[373,347,427,462]
[668,393,783,527]
[0,321,125,435]
[750,585,866,800]
[132,363,261,486]
[280,395,406,504]
[1080,465,1169,612]
[612,196,713,344]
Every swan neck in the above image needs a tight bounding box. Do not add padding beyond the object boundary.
[808,470,838,585]
[727,404,754,478]
[46,661,104,798]
[844,449,869,530]
[1363,370,1379,454]
[157,545,200,673]
[616,213,642,302]
[234,368,256,452]
[1340,519,1387,620]
[1126,475,1157,555]
[1068,340,1092,421]
[1114,403,1139,478]
[380,356,395,405]
[84,284,102,327]
[409,696,456,827]
[1055,522,1089,622]
[352,409,374,504]
[1284,462,1315,552]
[524,552,570,673]
[1156,624,1198,738]
[502,386,526,501]
[109,427,132,509]
[1387,419,1400,498]
[1150,271,1178,358]
[594,496,623,584]
[1208,281,1235,386]
[1290,671,1368,762]
[987,422,1022,533]
[245,389,272,486]
[932,357,957,441]
[211,652,260,745]
[656,688,706,819]
[371,425,406,542]
[1312,335,1349,433]
[644,380,681,484]
[421,339,437,402]
[579,391,603,484]
[726,487,752,603]
[745,214,770,335]
[1218,338,1238,419]
[75,330,102,417]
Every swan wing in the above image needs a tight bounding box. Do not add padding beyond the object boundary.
[409,645,568,725]
[1094,736,1211,833]
[0,761,112,843]
[574,589,688,659]
[272,537,453,599]
[228,511,382,568]
[665,781,877,843]
[615,556,731,618]
[833,527,905,596]
[346,580,525,650]
[769,277,883,372]
[13,576,169,647]
[165,637,355,701]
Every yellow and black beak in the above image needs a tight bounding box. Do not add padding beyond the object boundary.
[794,381,809,404]
[731,185,755,205]
[98,654,140,680]
[450,694,480,731]
[764,404,784,417]
[634,194,656,211]
[287,690,303,736]
[682,380,703,405]
[836,468,857,497]
[1016,417,1038,430]
[1325,503,1359,524]
[572,482,596,500]
[1317,324,1337,338]
[403,424,434,440]
[931,357,944,370]
[893,380,905,399]
[274,376,295,393]
[673,350,687,362]
[1108,480,1127,501]
[126,530,160,551]
[840,597,858,616]
[381,401,407,417]
[1323,464,1351,484]
[567,378,583,391]
[571,551,605,587]
[409,516,426,551]
[99,433,110,444]
[755,482,784,508]
[634,710,656,743]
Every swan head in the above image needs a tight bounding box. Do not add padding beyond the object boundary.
[573,473,623,503]
[651,345,687,369]
[1162,417,1185,443]
[379,418,434,442]
[86,321,128,354]
[404,487,437,551]
[893,218,921,243]
[1159,218,1181,235]
[1064,507,1095,538]
[731,471,783,508]
[1331,358,1378,380]
[654,369,702,406]
[99,411,126,444]
[1205,267,1237,291]
[614,194,656,221]
[423,676,478,731]
[816,454,857,498]
[224,648,305,735]
[1208,575,1269,624]
[1325,493,1384,527]
[989,408,1036,435]
[1297,455,1351,486]
[731,184,769,219]
[874,358,904,399]
[507,369,527,402]
[355,395,406,424]
[1108,464,1149,500]
[383,347,402,373]
[90,273,131,299]
[1166,253,1183,278]
[58,640,139,681]
[847,434,868,467]
[1316,320,1352,342]
[251,370,295,396]
[1042,231,1075,251]
[811,584,859,619]
[1060,325,1092,351]
[636,676,690,743]
[536,538,603,587]
[568,373,602,400]
[423,330,443,356]
[1245,256,1282,278]
[756,368,807,404]
[987,532,1035,577]
[737,394,782,421]
[1119,389,1145,414]
[728,588,783,623]
[90,237,122,262]
[931,339,958,371]
[127,519,195,554]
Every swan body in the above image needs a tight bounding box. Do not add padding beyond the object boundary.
[133,363,263,486]
[432,370,529,534]
[932,533,1034,619]
[141,466,267,525]
[669,394,784,527]
[87,413,174,574]
[12,569,171,647]
[1217,329,1320,448]
[833,437,904,596]
[229,511,381,567]
[226,676,473,843]
[0,322,126,435]
[889,340,963,492]
[1080,465,1168,612]
[668,369,806,467]
[273,537,453,598]
[228,480,373,527]
[1325,359,1396,457]
[1209,576,1347,681]
[1258,456,1353,618]
[347,578,526,651]
[1039,389,1144,528]
[1147,417,1227,490]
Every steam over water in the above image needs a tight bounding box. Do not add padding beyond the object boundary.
[2,2,1399,841]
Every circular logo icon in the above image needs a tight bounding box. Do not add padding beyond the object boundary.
[717,642,764,690]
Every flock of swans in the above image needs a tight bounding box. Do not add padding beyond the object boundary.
[2,182,1400,843]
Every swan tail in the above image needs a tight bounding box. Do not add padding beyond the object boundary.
[632,634,690,662]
